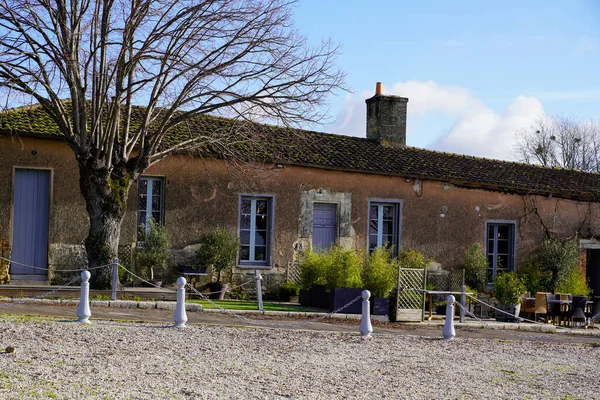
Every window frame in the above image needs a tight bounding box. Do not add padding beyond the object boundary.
[238,194,275,267]
[367,199,403,257]
[137,176,166,236]
[485,220,517,283]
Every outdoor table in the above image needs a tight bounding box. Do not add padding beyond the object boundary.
[425,290,474,320]
[546,299,593,325]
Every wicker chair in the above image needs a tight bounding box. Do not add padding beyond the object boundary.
[534,292,549,322]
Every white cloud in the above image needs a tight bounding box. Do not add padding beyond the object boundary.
[332,80,544,161]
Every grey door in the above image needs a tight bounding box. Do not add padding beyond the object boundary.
[11,169,51,279]
[312,203,337,252]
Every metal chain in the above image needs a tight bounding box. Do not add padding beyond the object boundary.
[117,264,177,292]
[117,264,253,294]
[187,284,363,328]
[0,276,81,308]
[454,298,599,341]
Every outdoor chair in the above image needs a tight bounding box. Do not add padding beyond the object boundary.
[568,296,587,327]
[521,296,535,321]
[534,292,549,322]
[545,293,562,325]
[588,297,600,327]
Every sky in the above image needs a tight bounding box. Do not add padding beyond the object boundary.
[292,0,600,161]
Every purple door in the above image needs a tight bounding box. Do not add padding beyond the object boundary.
[11,169,51,280]
[313,203,337,252]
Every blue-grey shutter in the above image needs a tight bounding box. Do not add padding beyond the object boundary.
[11,169,51,278]
[312,203,337,252]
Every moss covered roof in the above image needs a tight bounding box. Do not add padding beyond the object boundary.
[2,105,600,201]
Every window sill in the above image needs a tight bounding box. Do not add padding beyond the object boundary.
[237,263,272,269]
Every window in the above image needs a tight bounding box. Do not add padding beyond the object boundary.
[138,177,165,234]
[239,196,272,265]
[312,203,337,252]
[369,202,401,256]
[486,222,516,282]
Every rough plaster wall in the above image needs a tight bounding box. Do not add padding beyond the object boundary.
[297,188,353,252]
[3,138,600,282]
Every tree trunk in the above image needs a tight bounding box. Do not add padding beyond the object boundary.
[79,162,134,289]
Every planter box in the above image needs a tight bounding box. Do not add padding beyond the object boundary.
[299,289,311,306]
[370,296,389,316]
[310,285,330,309]
[329,288,362,314]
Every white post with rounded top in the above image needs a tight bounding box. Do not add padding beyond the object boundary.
[360,290,373,338]
[174,277,188,328]
[442,294,456,340]
[76,270,92,324]
[255,270,264,312]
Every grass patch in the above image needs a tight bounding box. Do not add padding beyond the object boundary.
[187,299,313,312]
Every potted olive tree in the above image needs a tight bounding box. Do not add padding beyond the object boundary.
[195,228,240,300]
[493,272,526,322]
[136,219,170,287]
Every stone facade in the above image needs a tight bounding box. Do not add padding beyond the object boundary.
[2,135,600,293]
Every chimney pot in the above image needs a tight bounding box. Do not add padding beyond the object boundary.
[375,82,382,95]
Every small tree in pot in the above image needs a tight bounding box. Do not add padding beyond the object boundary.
[195,228,240,300]
[493,272,526,321]
[136,219,170,286]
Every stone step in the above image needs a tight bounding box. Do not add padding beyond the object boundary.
[9,275,50,286]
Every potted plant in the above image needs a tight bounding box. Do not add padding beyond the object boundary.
[195,228,240,300]
[136,219,170,287]
[362,247,398,315]
[493,272,526,322]
[279,281,300,302]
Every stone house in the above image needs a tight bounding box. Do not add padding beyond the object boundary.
[1,85,600,294]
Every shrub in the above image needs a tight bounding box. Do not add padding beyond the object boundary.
[195,228,240,282]
[136,218,170,281]
[493,272,526,305]
[555,265,590,296]
[362,247,398,298]
[298,246,364,290]
[517,258,543,294]
[324,246,364,290]
[298,249,328,289]
[536,238,579,292]
[463,243,488,291]
[398,248,432,269]
[279,281,301,300]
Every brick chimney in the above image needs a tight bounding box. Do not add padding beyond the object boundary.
[365,82,409,146]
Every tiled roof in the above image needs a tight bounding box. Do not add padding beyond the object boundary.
[1,105,599,201]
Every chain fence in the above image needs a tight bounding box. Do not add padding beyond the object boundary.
[187,284,362,328]
[449,295,600,341]
[0,255,113,273]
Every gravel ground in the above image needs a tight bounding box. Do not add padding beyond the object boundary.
[0,316,599,400]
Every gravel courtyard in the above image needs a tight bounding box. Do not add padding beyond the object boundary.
[0,316,598,399]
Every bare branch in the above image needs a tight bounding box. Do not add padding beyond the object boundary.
[515,115,600,172]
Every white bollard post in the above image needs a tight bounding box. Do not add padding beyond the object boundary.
[173,277,188,328]
[76,270,92,324]
[460,284,466,323]
[442,294,456,340]
[255,270,263,312]
[111,257,119,301]
[359,290,373,338]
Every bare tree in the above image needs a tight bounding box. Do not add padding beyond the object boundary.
[515,115,600,172]
[0,0,346,288]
